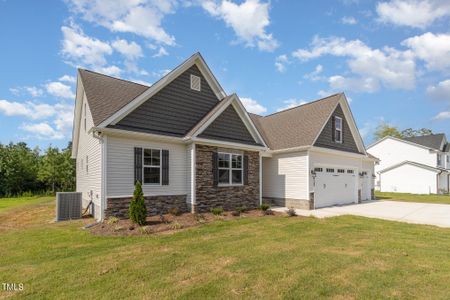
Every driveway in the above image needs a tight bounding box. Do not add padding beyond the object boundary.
[273,200,450,228]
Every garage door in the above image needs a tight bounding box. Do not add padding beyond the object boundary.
[314,167,357,208]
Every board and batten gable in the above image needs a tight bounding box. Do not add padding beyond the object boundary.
[110,65,220,136]
[262,151,309,201]
[106,135,188,198]
[76,92,103,220]
[314,104,360,154]
[198,105,259,145]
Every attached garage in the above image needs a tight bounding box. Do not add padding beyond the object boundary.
[314,166,358,208]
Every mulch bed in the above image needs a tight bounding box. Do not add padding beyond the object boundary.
[89,209,283,236]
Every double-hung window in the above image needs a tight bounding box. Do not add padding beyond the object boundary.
[335,116,343,143]
[143,149,161,184]
[218,152,243,185]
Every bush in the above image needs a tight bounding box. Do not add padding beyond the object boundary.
[106,216,119,225]
[170,221,183,230]
[264,209,274,215]
[260,203,270,211]
[129,181,147,225]
[236,206,248,213]
[231,211,241,217]
[194,213,206,223]
[286,207,297,217]
[168,207,182,216]
[139,226,152,234]
[211,207,224,216]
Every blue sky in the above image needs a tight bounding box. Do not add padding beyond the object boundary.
[1,0,450,150]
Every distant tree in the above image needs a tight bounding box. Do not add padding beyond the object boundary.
[374,123,402,140]
[401,128,433,138]
[38,147,60,193]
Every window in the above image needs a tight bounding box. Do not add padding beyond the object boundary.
[86,155,89,174]
[190,74,201,91]
[347,169,354,174]
[337,169,345,173]
[437,154,442,166]
[314,167,323,172]
[143,149,161,184]
[326,168,335,173]
[218,152,243,185]
[335,116,343,143]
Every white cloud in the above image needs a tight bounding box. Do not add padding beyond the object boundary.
[0,100,56,119]
[111,39,143,60]
[427,79,450,102]
[376,0,450,29]
[20,122,65,140]
[45,82,75,99]
[240,97,267,114]
[201,0,278,51]
[152,46,169,57]
[152,69,171,77]
[292,36,416,92]
[96,65,123,77]
[402,32,450,72]
[328,75,379,93]
[341,16,357,25]
[9,86,44,97]
[67,0,176,45]
[59,75,76,83]
[303,64,324,81]
[275,54,289,72]
[433,111,450,120]
[276,98,307,112]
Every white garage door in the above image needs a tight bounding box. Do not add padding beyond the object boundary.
[314,167,357,208]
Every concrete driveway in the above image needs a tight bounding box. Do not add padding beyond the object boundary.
[273,200,450,228]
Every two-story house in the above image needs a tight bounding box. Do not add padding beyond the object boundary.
[367,134,450,194]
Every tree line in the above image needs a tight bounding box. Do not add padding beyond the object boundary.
[0,142,75,197]
[374,123,433,141]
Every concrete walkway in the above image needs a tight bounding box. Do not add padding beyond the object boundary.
[272,200,450,228]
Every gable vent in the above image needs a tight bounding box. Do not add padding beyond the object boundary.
[190,74,201,91]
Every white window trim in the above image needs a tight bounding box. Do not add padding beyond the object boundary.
[142,148,162,186]
[218,152,243,186]
[190,74,201,91]
[335,116,343,143]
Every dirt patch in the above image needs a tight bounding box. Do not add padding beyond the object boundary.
[90,209,283,236]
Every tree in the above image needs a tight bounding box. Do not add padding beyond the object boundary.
[129,181,147,225]
[374,123,402,140]
[401,128,433,138]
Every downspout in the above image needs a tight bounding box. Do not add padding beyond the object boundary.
[92,129,106,221]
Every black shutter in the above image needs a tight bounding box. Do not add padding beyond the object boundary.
[341,118,344,144]
[331,116,336,142]
[243,155,249,185]
[162,150,169,185]
[212,152,218,187]
[134,147,142,184]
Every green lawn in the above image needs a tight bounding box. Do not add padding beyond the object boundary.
[0,196,54,212]
[376,191,450,205]
[1,197,450,299]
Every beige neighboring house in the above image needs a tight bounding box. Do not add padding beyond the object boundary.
[71,52,376,221]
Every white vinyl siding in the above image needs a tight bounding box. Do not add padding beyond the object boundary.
[76,92,103,220]
[381,164,437,194]
[106,136,187,197]
[262,151,309,200]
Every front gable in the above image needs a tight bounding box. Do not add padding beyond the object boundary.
[314,104,361,153]
[198,104,260,145]
[110,65,219,137]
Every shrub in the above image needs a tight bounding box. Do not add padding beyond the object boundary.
[139,226,152,234]
[211,207,224,216]
[170,221,183,230]
[106,216,119,225]
[264,209,274,215]
[168,207,182,216]
[231,211,241,217]
[194,213,206,223]
[286,207,297,217]
[129,181,147,225]
[236,206,248,213]
[260,203,270,211]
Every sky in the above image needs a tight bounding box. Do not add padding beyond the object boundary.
[1,0,450,150]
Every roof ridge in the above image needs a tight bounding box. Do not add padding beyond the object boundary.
[78,68,151,88]
[263,93,342,118]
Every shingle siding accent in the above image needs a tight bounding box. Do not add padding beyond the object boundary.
[314,104,361,153]
[111,65,219,136]
[194,144,259,212]
[199,105,259,145]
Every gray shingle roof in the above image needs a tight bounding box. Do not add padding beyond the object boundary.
[250,94,342,150]
[78,69,149,126]
[402,134,447,151]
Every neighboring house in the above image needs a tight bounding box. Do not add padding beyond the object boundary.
[367,134,450,194]
[72,52,375,221]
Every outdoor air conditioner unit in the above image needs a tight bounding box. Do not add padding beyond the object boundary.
[56,192,82,221]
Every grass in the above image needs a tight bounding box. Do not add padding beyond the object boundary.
[376,191,450,205]
[1,197,450,299]
[0,196,54,212]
